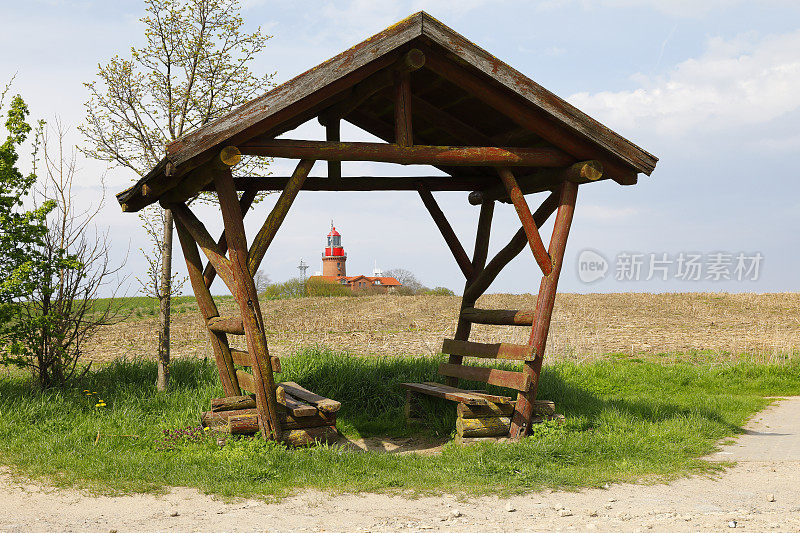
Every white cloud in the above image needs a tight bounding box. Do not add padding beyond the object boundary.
[567,30,800,136]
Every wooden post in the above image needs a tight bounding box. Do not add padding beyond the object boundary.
[203,188,258,289]
[509,180,578,439]
[394,70,413,147]
[325,121,341,180]
[447,200,494,387]
[417,186,474,281]
[173,217,240,397]
[214,167,282,441]
[497,167,552,276]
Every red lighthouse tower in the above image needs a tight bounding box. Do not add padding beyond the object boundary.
[321,223,347,277]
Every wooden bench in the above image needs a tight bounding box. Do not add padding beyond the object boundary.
[202,381,341,447]
[401,337,557,441]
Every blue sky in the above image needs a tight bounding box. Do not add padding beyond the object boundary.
[2,0,799,295]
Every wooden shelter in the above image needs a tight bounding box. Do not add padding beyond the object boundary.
[117,12,657,443]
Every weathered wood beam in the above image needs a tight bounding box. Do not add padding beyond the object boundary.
[239,139,574,167]
[469,161,601,205]
[173,217,240,397]
[215,167,282,441]
[248,159,315,276]
[203,188,258,290]
[168,202,236,294]
[417,186,474,281]
[394,69,413,147]
[497,167,552,276]
[460,307,535,326]
[224,175,493,192]
[464,191,559,302]
[510,180,578,439]
[317,48,425,127]
[421,48,639,185]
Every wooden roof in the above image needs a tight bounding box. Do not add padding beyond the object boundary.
[117,11,658,212]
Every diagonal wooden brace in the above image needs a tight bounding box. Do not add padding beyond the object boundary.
[497,167,552,276]
[203,189,258,289]
[169,202,237,294]
[248,159,315,276]
[417,185,474,281]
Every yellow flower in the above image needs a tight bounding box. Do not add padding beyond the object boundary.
[82,389,89,392]
[94,403,102,407]
[203,427,210,431]
[98,402,106,407]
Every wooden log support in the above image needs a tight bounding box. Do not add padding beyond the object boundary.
[394,69,413,146]
[247,159,315,276]
[457,416,511,438]
[318,48,425,127]
[457,402,514,418]
[417,186,474,281]
[460,307,534,326]
[170,202,236,293]
[510,180,579,439]
[278,391,319,417]
[325,120,342,180]
[282,426,339,447]
[447,200,494,386]
[464,191,559,302]
[469,161,602,205]
[203,408,257,427]
[457,400,554,418]
[227,412,337,434]
[238,139,574,168]
[421,49,639,185]
[438,363,531,391]
[441,339,536,361]
[215,167,282,441]
[173,216,240,397]
[206,316,245,335]
[203,188,258,289]
[497,167,552,276]
[211,396,255,412]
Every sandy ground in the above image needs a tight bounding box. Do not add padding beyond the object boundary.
[1,399,799,532]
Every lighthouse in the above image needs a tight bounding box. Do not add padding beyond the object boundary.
[321,223,347,277]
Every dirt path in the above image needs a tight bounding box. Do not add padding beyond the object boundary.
[2,399,799,533]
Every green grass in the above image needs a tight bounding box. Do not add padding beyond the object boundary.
[0,348,798,498]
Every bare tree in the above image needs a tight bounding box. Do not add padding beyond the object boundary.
[1,122,124,388]
[81,0,273,390]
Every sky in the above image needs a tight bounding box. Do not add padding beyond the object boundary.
[1,0,799,296]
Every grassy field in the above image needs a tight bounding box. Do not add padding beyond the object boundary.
[86,293,800,363]
[1,347,799,498]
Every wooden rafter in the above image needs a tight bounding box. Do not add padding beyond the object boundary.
[394,69,413,146]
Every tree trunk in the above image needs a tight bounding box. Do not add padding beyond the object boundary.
[156,209,174,391]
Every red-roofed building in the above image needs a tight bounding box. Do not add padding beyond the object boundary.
[313,223,401,293]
